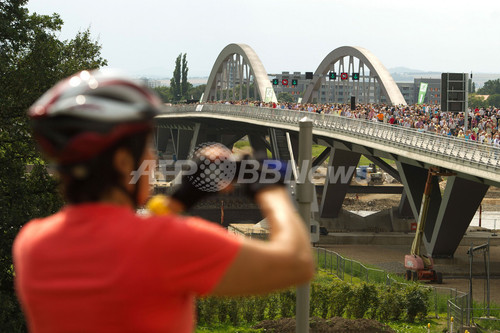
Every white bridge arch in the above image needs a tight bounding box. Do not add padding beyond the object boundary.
[202,43,277,103]
[302,46,407,105]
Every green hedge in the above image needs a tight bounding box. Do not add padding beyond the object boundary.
[196,279,429,326]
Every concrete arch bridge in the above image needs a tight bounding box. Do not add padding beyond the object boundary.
[202,43,406,105]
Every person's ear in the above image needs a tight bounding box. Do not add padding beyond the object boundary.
[113,147,134,181]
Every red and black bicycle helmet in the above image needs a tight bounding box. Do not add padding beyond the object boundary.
[29,69,162,165]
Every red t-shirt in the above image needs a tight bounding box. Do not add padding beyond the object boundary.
[13,203,241,333]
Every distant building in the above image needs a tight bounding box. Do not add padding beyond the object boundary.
[272,71,443,105]
[141,78,170,88]
[414,78,441,105]
[396,82,414,104]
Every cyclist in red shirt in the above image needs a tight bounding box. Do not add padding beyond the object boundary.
[13,69,314,333]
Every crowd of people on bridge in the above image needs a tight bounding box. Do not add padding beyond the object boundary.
[206,100,500,147]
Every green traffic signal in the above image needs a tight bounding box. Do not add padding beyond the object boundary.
[353,73,360,80]
[329,72,336,80]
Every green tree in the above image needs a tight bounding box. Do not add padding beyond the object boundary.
[477,78,500,95]
[0,1,107,331]
[468,93,488,109]
[170,53,182,101]
[153,86,171,102]
[278,92,294,103]
[187,84,206,101]
[486,94,500,107]
[181,53,189,99]
[471,81,476,93]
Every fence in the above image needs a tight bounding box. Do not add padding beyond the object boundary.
[447,292,500,333]
[312,247,500,332]
[313,247,456,317]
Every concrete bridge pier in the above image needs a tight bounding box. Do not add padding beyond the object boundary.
[176,128,195,160]
[248,133,270,158]
[398,190,414,218]
[397,162,489,257]
[425,176,489,257]
[154,126,170,155]
[320,148,360,218]
[153,127,188,160]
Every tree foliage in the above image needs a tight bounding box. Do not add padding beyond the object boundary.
[181,53,189,98]
[278,92,294,103]
[0,1,107,331]
[487,94,500,108]
[169,53,190,101]
[170,54,182,100]
[153,83,205,103]
[153,86,171,102]
[468,94,488,109]
[477,78,500,95]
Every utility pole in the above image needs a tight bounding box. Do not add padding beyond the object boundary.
[296,117,313,333]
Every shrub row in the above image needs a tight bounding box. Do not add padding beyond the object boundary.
[196,280,430,326]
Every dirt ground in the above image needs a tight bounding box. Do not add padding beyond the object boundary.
[342,183,500,212]
[254,317,395,333]
[332,186,500,305]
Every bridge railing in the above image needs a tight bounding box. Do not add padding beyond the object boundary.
[161,104,500,172]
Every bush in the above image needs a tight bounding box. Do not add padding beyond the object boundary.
[242,297,255,324]
[279,289,296,318]
[227,298,239,325]
[197,297,218,325]
[312,282,338,319]
[0,290,26,333]
[254,296,267,322]
[195,273,433,329]
[346,283,378,319]
[330,281,352,317]
[266,293,279,320]
[376,285,404,321]
[403,285,430,322]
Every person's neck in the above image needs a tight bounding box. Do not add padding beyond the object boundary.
[100,187,135,208]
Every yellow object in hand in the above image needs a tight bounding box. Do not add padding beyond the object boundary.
[146,195,171,215]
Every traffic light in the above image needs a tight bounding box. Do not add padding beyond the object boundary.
[291,79,298,86]
[352,73,360,80]
[272,79,279,85]
[282,79,289,86]
[340,73,348,80]
[329,72,336,80]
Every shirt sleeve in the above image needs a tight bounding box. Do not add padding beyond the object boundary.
[157,216,242,296]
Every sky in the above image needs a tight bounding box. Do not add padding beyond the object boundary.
[27,0,500,78]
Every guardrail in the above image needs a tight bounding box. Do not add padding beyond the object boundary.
[161,104,500,182]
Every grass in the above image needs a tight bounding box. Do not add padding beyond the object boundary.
[388,318,448,333]
[233,140,251,150]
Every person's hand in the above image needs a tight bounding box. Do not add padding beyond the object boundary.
[171,143,236,211]
[236,155,289,200]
